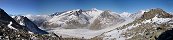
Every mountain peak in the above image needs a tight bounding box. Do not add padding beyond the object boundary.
[91,8,98,10]
[99,10,116,18]
[122,12,130,14]
[101,10,111,15]
[0,8,28,31]
[141,8,173,20]
[150,8,164,12]
[72,9,82,11]
[103,10,111,13]
[120,12,131,18]
[64,9,82,13]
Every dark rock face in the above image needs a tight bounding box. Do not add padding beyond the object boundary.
[117,8,173,40]
[12,16,48,34]
[141,8,173,20]
[157,29,173,40]
[0,8,32,39]
[0,8,33,39]
[0,8,27,31]
[23,17,48,34]
[0,8,61,40]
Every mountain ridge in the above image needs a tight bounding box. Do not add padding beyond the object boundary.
[0,8,63,40]
[11,8,173,40]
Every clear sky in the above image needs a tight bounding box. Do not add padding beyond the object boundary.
[0,0,173,15]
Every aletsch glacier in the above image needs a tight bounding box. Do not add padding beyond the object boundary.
[12,8,173,40]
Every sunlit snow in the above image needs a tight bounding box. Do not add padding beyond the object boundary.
[8,21,17,30]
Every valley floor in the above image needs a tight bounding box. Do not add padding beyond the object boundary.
[47,17,134,40]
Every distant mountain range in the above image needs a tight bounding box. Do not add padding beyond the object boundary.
[1,8,173,40]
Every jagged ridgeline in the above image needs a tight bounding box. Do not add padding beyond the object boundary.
[117,8,173,40]
[141,8,173,20]
[1,8,173,40]
[0,8,62,40]
[24,8,173,40]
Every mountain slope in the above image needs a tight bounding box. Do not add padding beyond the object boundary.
[90,10,125,30]
[0,9,27,31]
[141,8,173,20]
[0,8,63,40]
[41,9,132,39]
[87,8,173,40]
[42,9,90,29]
[24,15,52,27]
[12,16,48,34]
[39,9,126,30]
[107,8,173,40]
[21,8,173,40]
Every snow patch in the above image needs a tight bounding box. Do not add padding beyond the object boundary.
[19,21,25,26]
[28,31,34,34]
[101,18,135,40]
[11,16,15,18]
[126,24,141,30]
[142,15,172,24]
[8,21,17,30]
[103,30,126,40]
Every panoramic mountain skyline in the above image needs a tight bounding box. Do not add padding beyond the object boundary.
[0,0,172,15]
[1,1,173,39]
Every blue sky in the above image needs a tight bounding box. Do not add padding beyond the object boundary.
[0,0,173,15]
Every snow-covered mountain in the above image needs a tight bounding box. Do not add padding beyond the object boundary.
[19,8,173,40]
[43,9,91,29]
[105,8,173,40]
[130,10,149,19]
[0,9,27,30]
[24,14,52,27]
[44,9,129,30]
[0,8,62,40]
[89,10,125,30]
[12,16,48,34]
[119,12,131,18]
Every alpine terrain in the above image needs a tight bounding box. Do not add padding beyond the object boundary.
[1,8,173,40]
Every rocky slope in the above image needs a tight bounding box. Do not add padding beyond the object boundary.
[73,8,173,40]
[141,8,173,20]
[0,8,62,40]
[113,8,173,40]
[89,10,125,30]
[12,16,48,34]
